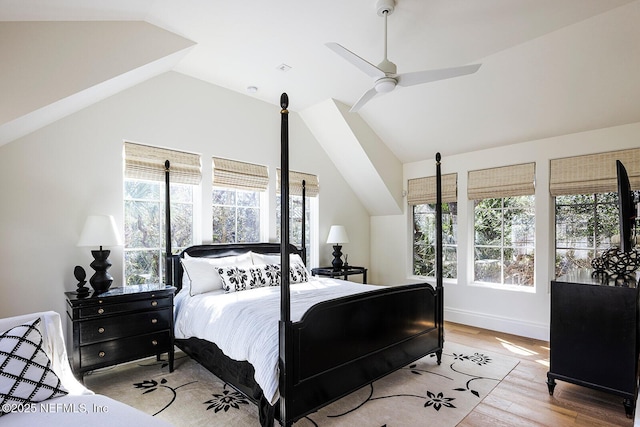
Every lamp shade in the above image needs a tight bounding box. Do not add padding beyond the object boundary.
[327,225,349,244]
[77,215,122,248]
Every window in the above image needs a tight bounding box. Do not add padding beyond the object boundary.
[212,187,262,243]
[555,193,618,277]
[407,173,458,278]
[474,196,535,286]
[124,180,196,284]
[413,202,457,278]
[550,149,640,277]
[123,142,201,285]
[212,157,269,243]
[276,169,319,265]
[468,163,536,288]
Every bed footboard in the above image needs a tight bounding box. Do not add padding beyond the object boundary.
[284,282,441,422]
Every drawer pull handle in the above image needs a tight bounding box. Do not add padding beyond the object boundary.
[151,301,158,307]
[97,308,105,315]
[151,318,158,324]
[151,340,158,346]
[98,351,105,358]
[98,327,105,334]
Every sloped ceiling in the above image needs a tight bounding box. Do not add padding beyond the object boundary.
[1,0,639,215]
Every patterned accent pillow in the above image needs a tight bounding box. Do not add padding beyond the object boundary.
[218,266,251,293]
[0,318,68,416]
[256,264,281,287]
[290,262,309,284]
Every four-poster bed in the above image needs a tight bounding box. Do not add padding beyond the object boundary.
[163,93,445,426]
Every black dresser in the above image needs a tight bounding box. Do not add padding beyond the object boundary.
[547,269,639,418]
[65,284,175,379]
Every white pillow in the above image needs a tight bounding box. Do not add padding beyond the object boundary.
[0,318,68,416]
[181,252,253,296]
[251,252,306,268]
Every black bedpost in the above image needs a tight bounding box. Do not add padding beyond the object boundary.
[164,160,173,286]
[301,179,306,265]
[279,93,293,426]
[435,153,444,359]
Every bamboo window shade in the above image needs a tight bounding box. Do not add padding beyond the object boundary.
[276,169,319,197]
[550,148,640,196]
[124,142,201,185]
[407,173,457,205]
[212,157,269,191]
[468,162,536,200]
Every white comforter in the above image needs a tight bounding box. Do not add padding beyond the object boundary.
[174,278,382,404]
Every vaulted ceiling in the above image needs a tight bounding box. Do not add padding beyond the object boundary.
[2,0,639,164]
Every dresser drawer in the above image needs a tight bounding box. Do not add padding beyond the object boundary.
[78,308,172,344]
[78,296,172,319]
[79,330,172,369]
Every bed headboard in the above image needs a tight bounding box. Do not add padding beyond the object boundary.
[170,242,303,291]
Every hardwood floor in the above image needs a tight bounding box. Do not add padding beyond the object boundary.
[445,322,635,427]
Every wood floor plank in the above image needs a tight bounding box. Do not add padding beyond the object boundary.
[445,322,635,426]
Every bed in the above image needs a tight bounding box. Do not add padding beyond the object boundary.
[0,311,173,426]
[165,93,445,426]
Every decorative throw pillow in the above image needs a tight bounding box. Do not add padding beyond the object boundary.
[0,318,68,416]
[255,264,281,287]
[182,252,253,296]
[290,262,309,284]
[218,266,251,293]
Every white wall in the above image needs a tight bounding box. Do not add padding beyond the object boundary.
[371,121,640,340]
[0,71,370,320]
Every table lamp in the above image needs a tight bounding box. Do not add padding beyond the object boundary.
[327,225,349,270]
[77,215,122,293]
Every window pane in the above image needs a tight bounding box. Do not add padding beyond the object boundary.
[125,250,160,285]
[212,188,235,205]
[212,206,236,243]
[170,185,193,203]
[125,200,161,248]
[555,249,594,277]
[503,248,534,285]
[474,247,501,283]
[555,204,592,248]
[474,207,502,246]
[412,203,457,279]
[237,207,260,242]
[504,208,535,247]
[124,180,160,200]
[171,203,193,248]
[237,190,260,207]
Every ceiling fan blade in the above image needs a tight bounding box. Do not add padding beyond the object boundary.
[350,87,379,112]
[326,42,386,79]
[396,64,481,87]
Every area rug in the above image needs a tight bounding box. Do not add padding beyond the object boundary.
[85,341,518,426]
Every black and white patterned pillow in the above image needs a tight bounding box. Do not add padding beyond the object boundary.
[290,262,309,284]
[218,266,251,293]
[256,264,281,287]
[0,318,68,416]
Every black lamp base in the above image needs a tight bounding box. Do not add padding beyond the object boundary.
[331,244,344,270]
[89,249,113,293]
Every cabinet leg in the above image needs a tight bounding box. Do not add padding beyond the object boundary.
[436,349,442,365]
[546,376,556,396]
[623,398,634,419]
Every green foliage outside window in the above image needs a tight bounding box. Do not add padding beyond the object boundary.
[212,187,261,243]
[474,196,535,286]
[555,193,618,277]
[413,203,457,278]
[124,180,194,285]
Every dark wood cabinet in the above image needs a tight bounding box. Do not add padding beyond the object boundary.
[65,284,176,379]
[547,270,639,418]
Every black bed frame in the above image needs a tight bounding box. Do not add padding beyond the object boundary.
[163,93,445,426]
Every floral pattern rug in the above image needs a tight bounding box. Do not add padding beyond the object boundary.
[86,341,518,426]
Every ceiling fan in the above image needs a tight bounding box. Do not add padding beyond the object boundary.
[326,0,481,112]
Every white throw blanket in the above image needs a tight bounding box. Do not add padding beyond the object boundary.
[174,278,382,404]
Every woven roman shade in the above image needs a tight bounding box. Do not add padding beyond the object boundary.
[468,162,536,200]
[124,142,201,185]
[276,169,319,197]
[407,173,457,205]
[212,157,269,191]
[550,148,640,196]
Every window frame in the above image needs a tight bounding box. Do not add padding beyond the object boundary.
[212,186,267,244]
[412,202,458,280]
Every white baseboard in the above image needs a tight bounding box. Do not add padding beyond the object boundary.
[445,307,550,341]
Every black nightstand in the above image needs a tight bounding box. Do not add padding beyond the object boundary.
[311,266,368,283]
[65,284,176,379]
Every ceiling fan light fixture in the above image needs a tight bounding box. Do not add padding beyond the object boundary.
[375,77,396,93]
